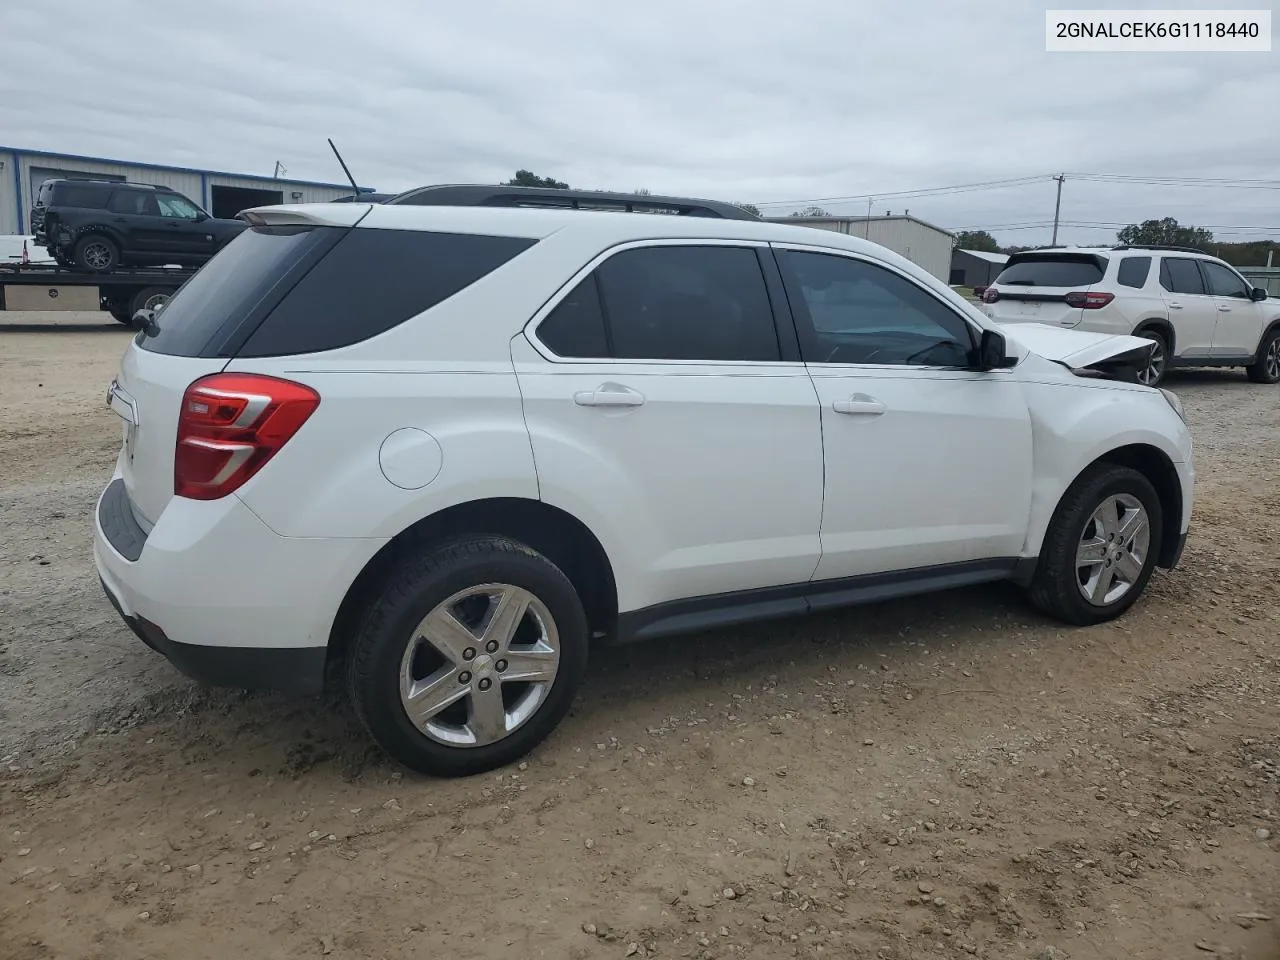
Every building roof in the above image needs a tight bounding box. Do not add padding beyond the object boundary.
[762,213,954,237]
[0,144,375,193]
[956,248,1008,263]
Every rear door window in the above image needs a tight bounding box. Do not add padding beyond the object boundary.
[995,256,1106,287]
[594,245,781,362]
[108,190,160,216]
[1160,258,1206,295]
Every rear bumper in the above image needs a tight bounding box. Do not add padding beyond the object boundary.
[99,576,327,695]
[93,476,386,696]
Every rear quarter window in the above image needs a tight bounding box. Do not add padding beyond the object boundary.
[238,229,537,357]
[1116,256,1152,289]
[53,184,110,209]
[995,256,1107,287]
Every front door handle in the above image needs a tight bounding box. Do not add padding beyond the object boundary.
[832,394,886,416]
[574,383,645,408]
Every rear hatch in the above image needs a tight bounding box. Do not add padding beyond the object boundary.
[983,251,1109,328]
[113,215,360,525]
[30,181,52,240]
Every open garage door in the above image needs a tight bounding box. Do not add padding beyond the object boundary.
[210,186,283,219]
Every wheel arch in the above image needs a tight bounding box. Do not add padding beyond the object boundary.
[1080,443,1183,568]
[327,497,619,670]
[1132,317,1175,355]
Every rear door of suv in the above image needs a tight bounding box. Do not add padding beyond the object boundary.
[983,252,1106,328]
[1157,256,1218,358]
[514,240,824,614]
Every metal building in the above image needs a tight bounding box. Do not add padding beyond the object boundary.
[949,248,1009,287]
[0,146,375,235]
[764,214,955,282]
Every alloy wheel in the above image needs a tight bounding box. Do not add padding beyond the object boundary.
[83,242,112,270]
[1076,493,1151,606]
[399,583,560,747]
[1265,336,1280,382]
[1136,337,1165,386]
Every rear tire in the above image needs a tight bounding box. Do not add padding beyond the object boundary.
[1026,464,1164,626]
[74,234,119,273]
[1246,327,1280,384]
[1134,329,1168,387]
[108,306,133,325]
[129,286,172,316]
[346,536,589,777]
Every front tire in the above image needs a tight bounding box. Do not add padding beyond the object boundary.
[1026,464,1164,626]
[1246,327,1280,384]
[346,536,589,777]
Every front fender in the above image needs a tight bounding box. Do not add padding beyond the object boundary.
[1021,378,1192,557]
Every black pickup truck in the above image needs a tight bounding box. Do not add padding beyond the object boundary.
[32,179,246,272]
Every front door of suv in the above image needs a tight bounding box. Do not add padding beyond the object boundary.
[772,244,1033,583]
[513,240,824,613]
[1200,260,1265,357]
[155,193,215,259]
[1158,256,1218,358]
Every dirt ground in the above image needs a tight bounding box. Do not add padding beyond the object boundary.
[1,312,1277,960]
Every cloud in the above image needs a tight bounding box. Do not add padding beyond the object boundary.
[2,0,1276,245]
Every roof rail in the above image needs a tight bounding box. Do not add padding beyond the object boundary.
[385,184,759,220]
[1111,243,1210,255]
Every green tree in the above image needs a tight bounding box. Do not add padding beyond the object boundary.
[952,230,1002,252]
[733,202,762,217]
[1116,217,1213,249]
[506,169,569,189]
[790,205,830,218]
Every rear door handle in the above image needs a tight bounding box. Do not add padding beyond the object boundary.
[574,383,645,407]
[1218,305,1231,312]
[832,394,886,416]
[1167,302,1183,310]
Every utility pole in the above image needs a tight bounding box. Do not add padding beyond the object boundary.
[865,196,873,238]
[1050,174,1065,246]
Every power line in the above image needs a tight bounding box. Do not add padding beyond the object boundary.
[753,175,1054,207]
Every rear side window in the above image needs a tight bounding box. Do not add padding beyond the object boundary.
[595,245,780,361]
[1160,258,1206,295]
[108,190,159,216]
[54,184,109,209]
[138,226,337,356]
[536,275,610,358]
[239,229,536,357]
[995,256,1106,287]
[1116,256,1151,289]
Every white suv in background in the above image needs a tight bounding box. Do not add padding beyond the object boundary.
[94,186,1194,777]
[979,245,1280,387]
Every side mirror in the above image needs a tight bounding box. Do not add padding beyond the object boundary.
[1251,286,1268,302]
[973,328,1013,371]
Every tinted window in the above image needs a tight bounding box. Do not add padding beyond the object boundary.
[55,185,109,209]
[1201,261,1251,298]
[239,229,536,357]
[595,246,780,361]
[783,251,973,366]
[1161,258,1206,295]
[995,255,1106,287]
[138,226,336,357]
[108,190,159,216]
[537,275,609,358]
[1116,256,1151,289]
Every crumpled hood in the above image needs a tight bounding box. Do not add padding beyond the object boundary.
[997,322,1155,370]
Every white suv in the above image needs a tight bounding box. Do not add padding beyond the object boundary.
[94,187,1194,777]
[979,245,1280,387]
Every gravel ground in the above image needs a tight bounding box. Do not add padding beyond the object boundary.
[1,312,1277,960]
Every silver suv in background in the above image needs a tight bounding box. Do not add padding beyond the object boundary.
[978,245,1280,387]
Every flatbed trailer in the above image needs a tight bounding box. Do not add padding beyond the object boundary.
[0,262,194,324]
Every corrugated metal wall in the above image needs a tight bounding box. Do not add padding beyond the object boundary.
[780,217,955,282]
[0,151,359,234]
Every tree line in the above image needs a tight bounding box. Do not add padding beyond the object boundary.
[954,219,1277,268]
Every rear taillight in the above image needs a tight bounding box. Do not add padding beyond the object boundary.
[1064,291,1115,310]
[981,287,1000,303]
[175,374,319,500]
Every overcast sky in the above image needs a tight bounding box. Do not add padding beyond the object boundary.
[4,0,1277,246]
